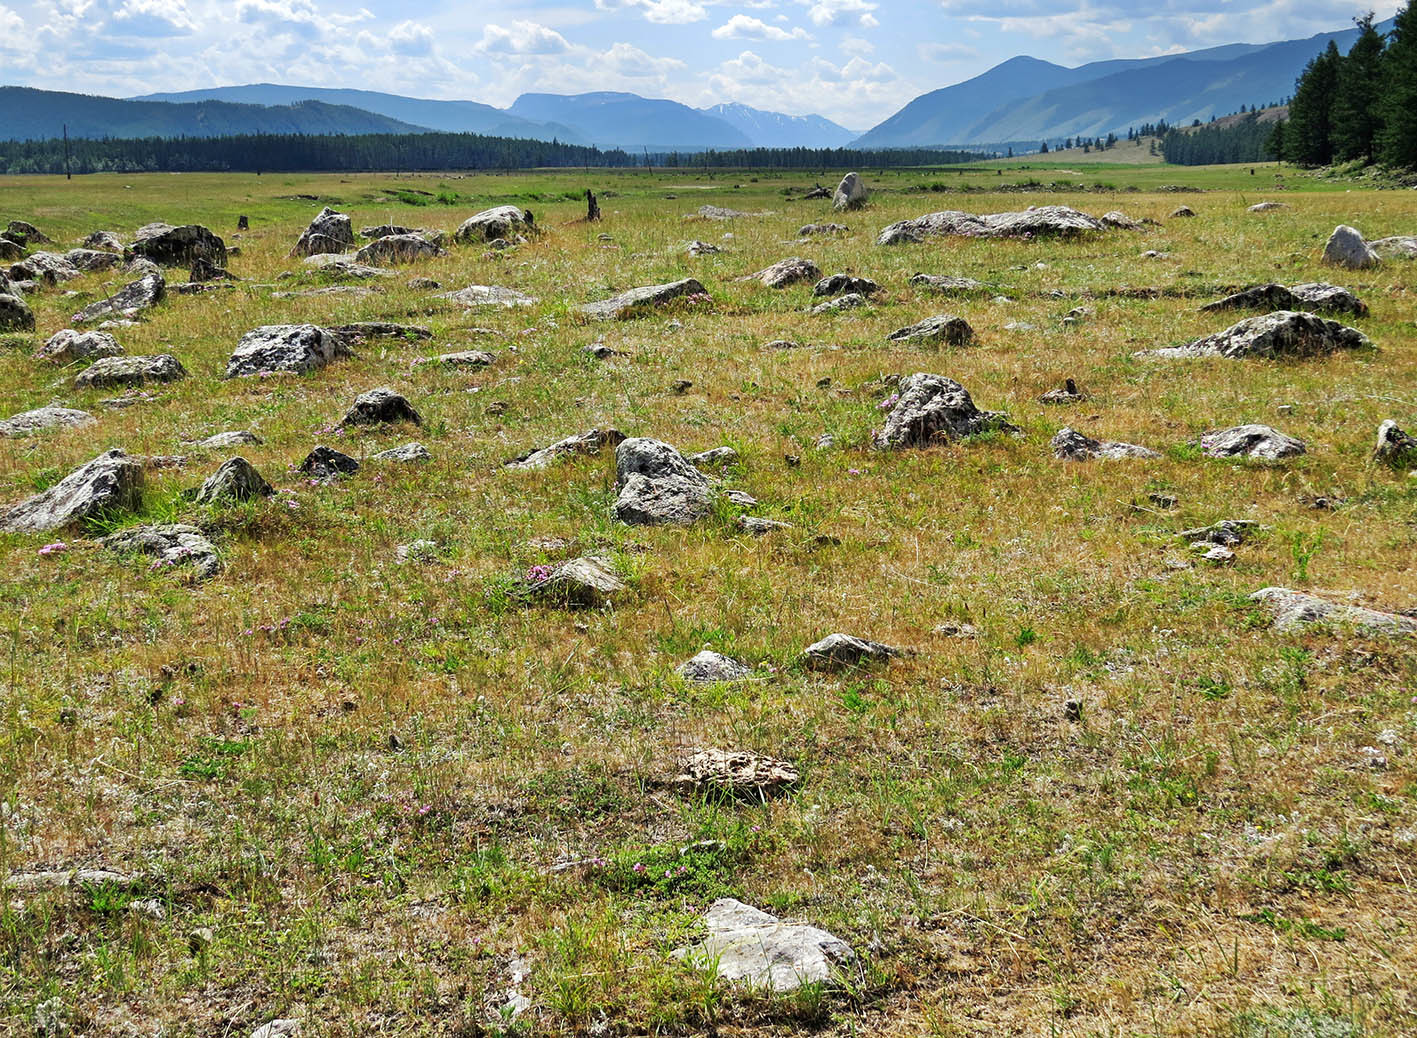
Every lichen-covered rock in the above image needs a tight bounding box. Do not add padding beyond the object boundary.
[676,651,751,684]
[1321,225,1379,269]
[194,457,274,504]
[64,248,122,273]
[0,406,96,437]
[576,278,706,320]
[340,388,422,426]
[71,268,165,325]
[802,633,899,670]
[300,254,392,280]
[524,556,624,607]
[1374,420,1417,467]
[505,428,626,470]
[225,325,350,378]
[101,523,221,579]
[74,354,186,389]
[439,284,539,308]
[299,446,359,479]
[1371,235,1417,259]
[1,449,143,533]
[813,273,877,297]
[1247,201,1287,212]
[887,314,975,346]
[832,171,867,211]
[672,899,852,992]
[290,208,355,257]
[1250,588,1417,636]
[798,223,848,236]
[613,437,712,526]
[1051,427,1159,460]
[879,205,1109,245]
[910,274,988,296]
[355,234,445,266]
[877,373,1011,448]
[455,206,533,243]
[1199,424,1306,460]
[130,223,226,267]
[1101,210,1142,230]
[1170,206,1196,218]
[1142,311,1370,360]
[414,350,495,369]
[192,430,262,450]
[37,330,124,364]
[744,257,819,288]
[0,291,34,331]
[81,231,124,252]
[671,748,798,796]
[1200,283,1367,317]
[7,220,51,245]
[325,322,430,345]
[370,442,431,462]
[810,292,867,315]
[11,250,81,284]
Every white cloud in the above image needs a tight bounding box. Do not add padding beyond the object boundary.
[840,34,874,56]
[110,0,195,35]
[476,20,572,55]
[919,41,977,61]
[594,0,708,24]
[802,0,879,28]
[602,40,686,76]
[388,19,433,56]
[712,14,809,40]
[707,48,898,124]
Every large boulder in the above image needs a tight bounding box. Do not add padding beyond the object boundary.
[0,407,96,437]
[1321,225,1379,269]
[0,291,33,331]
[290,207,355,257]
[1051,427,1159,460]
[224,325,351,378]
[672,899,852,992]
[100,523,220,580]
[743,257,819,289]
[1141,311,1370,360]
[877,373,1010,448]
[82,231,124,252]
[74,354,186,389]
[832,172,867,212]
[878,205,1109,245]
[612,438,712,526]
[130,223,226,267]
[455,206,533,244]
[1250,587,1417,636]
[1,448,143,533]
[71,267,165,325]
[11,251,81,284]
[575,278,705,320]
[1199,424,1306,460]
[504,428,625,470]
[64,248,122,273]
[887,314,974,346]
[6,220,50,245]
[37,330,124,364]
[355,234,444,266]
[1199,283,1366,317]
[1374,420,1417,467]
[194,457,274,504]
[340,387,422,426]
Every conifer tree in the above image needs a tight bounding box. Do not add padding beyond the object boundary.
[1379,0,1417,167]
[1287,40,1342,165]
[1333,13,1385,163]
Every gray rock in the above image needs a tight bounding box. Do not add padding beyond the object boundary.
[341,388,421,426]
[438,284,539,308]
[74,354,186,389]
[1142,311,1370,360]
[0,291,34,331]
[878,205,1109,245]
[1250,587,1417,636]
[37,329,124,364]
[11,250,81,284]
[811,292,868,315]
[407,276,440,290]
[688,446,738,468]
[1374,420,1417,467]
[1371,235,1417,259]
[1199,424,1306,460]
[1179,520,1259,546]
[676,651,751,684]
[802,633,900,670]
[1,449,143,533]
[0,238,22,261]
[1199,544,1236,565]
[910,273,988,296]
[878,373,1012,448]
[6,220,50,245]
[696,205,749,221]
[415,349,494,368]
[101,523,220,579]
[1247,201,1287,212]
[1170,205,1197,218]
[1101,210,1142,229]
[130,223,226,267]
[744,257,819,289]
[225,325,351,378]
[5,867,142,892]
[194,457,274,504]
[1321,225,1379,269]
[832,171,867,211]
[455,206,533,243]
[813,274,877,297]
[299,446,359,479]
[360,224,421,239]
[249,1020,300,1038]
[1290,282,1368,316]
[0,406,95,437]
[686,240,722,255]
[326,322,430,345]
[81,231,124,252]
[671,748,798,796]
[738,515,792,534]
[672,899,852,991]
[798,223,848,236]
[192,430,262,450]
[371,442,431,462]
[64,248,121,273]
[613,437,712,526]
[396,539,440,564]
[1039,378,1087,404]
[576,278,706,320]
[188,257,233,282]
[525,555,624,607]
[71,268,165,325]
[355,234,445,265]
[300,254,392,280]
[290,207,355,257]
[1051,427,1159,460]
[505,428,626,470]
[1200,282,1367,317]
[887,314,975,346]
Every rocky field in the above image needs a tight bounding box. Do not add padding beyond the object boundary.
[0,164,1415,1036]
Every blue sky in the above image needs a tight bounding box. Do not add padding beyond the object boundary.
[0,0,1399,128]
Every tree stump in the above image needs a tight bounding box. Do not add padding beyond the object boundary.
[237,215,249,230]
[585,189,601,222]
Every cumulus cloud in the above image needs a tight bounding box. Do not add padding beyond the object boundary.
[476,20,572,55]
[110,0,196,36]
[602,40,687,76]
[594,0,708,24]
[388,19,433,56]
[712,14,810,40]
[802,0,879,29]
[707,48,898,124]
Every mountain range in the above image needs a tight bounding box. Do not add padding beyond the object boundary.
[0,17,1388,152]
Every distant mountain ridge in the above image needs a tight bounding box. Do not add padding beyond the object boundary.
[697,103,857,148]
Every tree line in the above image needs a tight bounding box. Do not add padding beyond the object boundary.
[0,130,985,175]
[1160,112,1281,165]
[1280,4,1417,167]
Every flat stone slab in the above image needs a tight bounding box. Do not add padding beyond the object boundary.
[71,269,165,325]
[879,205,1111,245]
[1052,427,1159,460]
[1250,587,1417,636]
[438,284,538,308]
[414,350,495,368]
[101,523,221,579]
[888,314,974,346]
[910,274,988,295]
[0,407,96,437]
[671,747,798,797]
[505,428,625,470]
[75,354,186,389]
[576,278,706,320]
[1140,311,1370,360]
[672,899,853,991]
[802,633,900,670]
[1199,424,1306,460]
[743,258,818,289]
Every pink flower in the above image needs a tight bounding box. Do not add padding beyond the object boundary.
[632,862,646,874]
[38,542,67,555]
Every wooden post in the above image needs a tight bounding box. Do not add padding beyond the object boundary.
[585,189,600,222]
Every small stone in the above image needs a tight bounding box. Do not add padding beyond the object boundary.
[676,651,751,684]
[341,388,421,427]
[1374,420,1417,467]
[370,442,431,463]
[1039,378,1087,404]
[525,556,625,608]
[194,457,274,504]
[1051,427,1159,461]
[802,633,899,670]
[737,515,792,534]
[672,899,852,992]
[101,523,221,579]
[887,314,974,346]
[504,428,625,470]
[0,406,96,437]
[613,438,712,526]
[1,449,143,533]
[743,257,819,289]
[299,446,359,479]
[1250,588,1417,635]
[188,927,215,955]
[37,330,124,364]
[672,747,798,796]
[878,373,1013,448]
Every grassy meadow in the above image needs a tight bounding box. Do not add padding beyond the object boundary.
[1,160,1415,1036]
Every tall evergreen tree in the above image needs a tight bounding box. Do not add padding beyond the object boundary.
[1288,40,1342,165]
[1333,13,1386,163]
[1379,0,1417,167]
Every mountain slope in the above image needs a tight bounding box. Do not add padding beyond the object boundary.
[134,84,586,144]
[507,92,752,150]
[698,103,856,148]
[0,87,428,141]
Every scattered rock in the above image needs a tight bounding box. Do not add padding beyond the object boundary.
[0,406,96,437]
[813,274,877,297]
[37,329,124,364]
[1177,520,1259,545]
[1170,206,1196,218]
[672,899,852,992]
[0,291,35,331]
[738,515,792,534]
[763,339,800,350]
[299,446,359,479]
[341,388,422,426]
[65,248,122,273]
[877,373,1012,448]
[1039,378,1087,404]
[686,240,722,255]
[1199,424,1306,460]
[744,257,819,289]
[1371,235,1417,259]
[1250,587,1417,636]
[910,273,987,296]
[696,205,749,221]
[1247,201,1287,212]
[74,354,186,389]
[613,438,712,526]
[1100,210,1142,230]
[71,268,165,325]
[1051,427,1159,460]
[1321,225,1379,269]
[5,867,144,892]
[1200,282,1367,317]
[415,349,495,368]
[12,250,81,283]
[300,254,392,280]
[225,325,351,378]
[672,748,799,798]
[1373,420,1417,467]
[802,633,900,670]
[407,276,440,290]
[505,428,627,470]
[326,322,430,345]
[933,621,980,638]
[188,257,233,282]
[194,457,274,504]
[360,224,421,239]
[101,523,221,579]
[356,234,445,265]
[455,206,534,243]
[7,220,51,245]
[811,292,867,315]
[192,430,262,450]
[525,556,624,607]
[250,1020,300,1038]
[1290,282,1368,316]
[82,231,124,252]
[798,223,848,236]
[396,539,440,564]
[1197,544,1236,565]
[290,207,355,257]
[439,284,539,308]
[675,651,751,684]
[130,223,226,267]
[370,442,431,462]
[1141,311,1370,360]
[878,205,1111,245]
[1,448,143,533]
[887,314,975,347]
[576,278,707,320]
[688,446,738,468]
[833,171,867,211]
